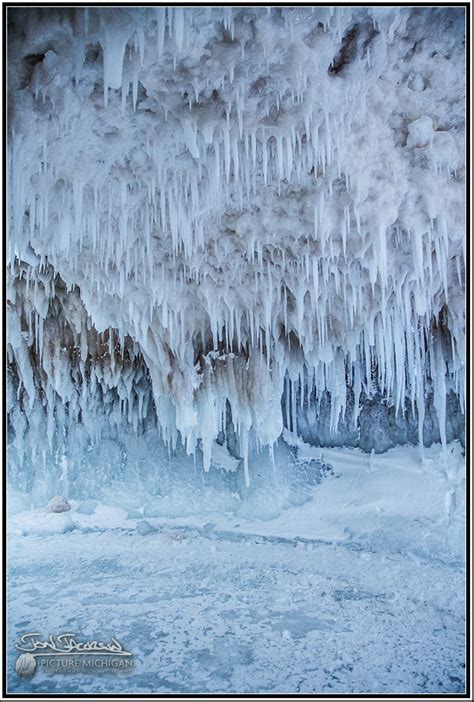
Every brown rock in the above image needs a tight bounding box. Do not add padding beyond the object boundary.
[46,495,71,513]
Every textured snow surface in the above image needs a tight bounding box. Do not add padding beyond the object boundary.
[8,444,465,693]
[7,6,465,481]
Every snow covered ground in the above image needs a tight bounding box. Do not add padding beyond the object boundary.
[7,441,465,694]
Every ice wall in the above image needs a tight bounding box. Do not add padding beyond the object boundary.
[7,7,465,488]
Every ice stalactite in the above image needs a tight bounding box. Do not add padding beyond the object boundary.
[7,6,465,487]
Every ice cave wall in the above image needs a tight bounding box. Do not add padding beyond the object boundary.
[7,6,465,492]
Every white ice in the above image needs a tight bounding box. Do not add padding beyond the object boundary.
[7,7,465,482]
[8,441,465,693]
[6,8,466,693]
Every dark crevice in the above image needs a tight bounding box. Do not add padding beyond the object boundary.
[19,52,45,88]
[328,24,360,76]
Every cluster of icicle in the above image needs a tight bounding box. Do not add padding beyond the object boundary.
[7,6,465,483]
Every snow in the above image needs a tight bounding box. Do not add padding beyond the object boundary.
[211,441,240,473]
[7,442,465,693]
[9,439,465,555]
[11,511,75,537]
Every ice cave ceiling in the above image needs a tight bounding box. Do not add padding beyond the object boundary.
[7,6,465,480]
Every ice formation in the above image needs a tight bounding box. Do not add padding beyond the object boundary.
[7,7,465,489]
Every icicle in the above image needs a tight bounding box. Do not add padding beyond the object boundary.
[5,7,465,483]
[156,8,166,59]
[101,22,132,106]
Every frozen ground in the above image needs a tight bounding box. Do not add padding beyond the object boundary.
[7,442,465,694]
